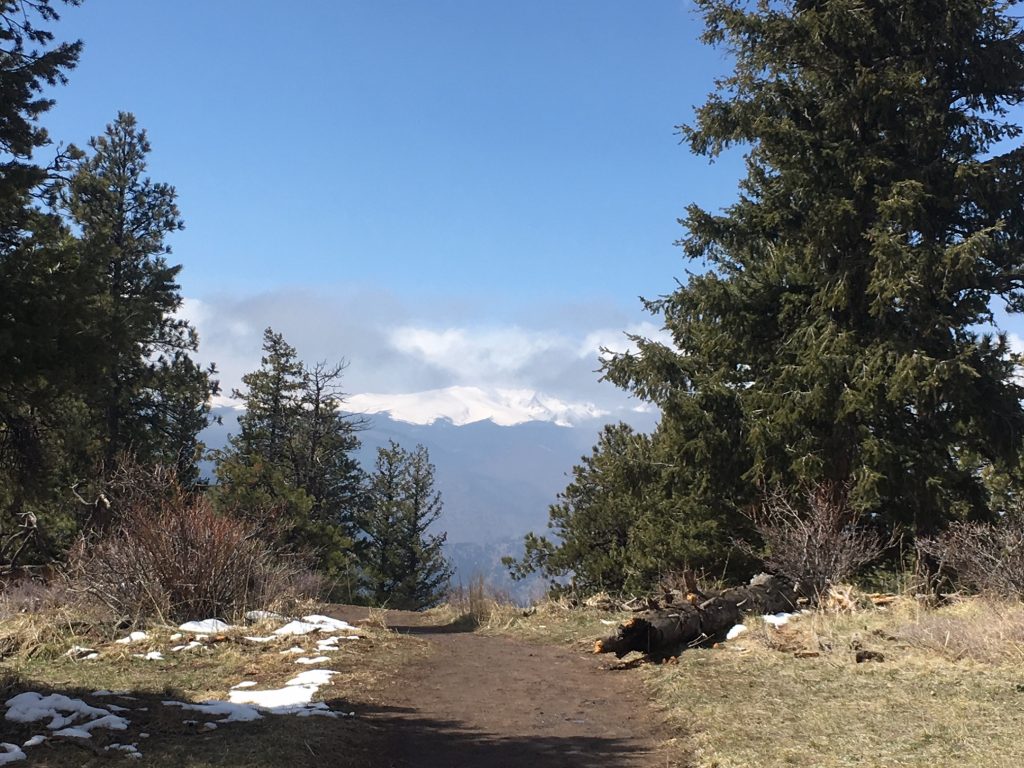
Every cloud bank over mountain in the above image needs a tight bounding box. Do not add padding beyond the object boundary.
[182,288,668,427]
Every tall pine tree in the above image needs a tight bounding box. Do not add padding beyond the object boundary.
[63,112,217,493]
[0,0,92,570]
[214,329,365,591]
[604,0,1024,552]
[362,441,451,609]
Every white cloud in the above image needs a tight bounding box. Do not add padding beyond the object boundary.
[180,287,664,426]
[389,326,569,382]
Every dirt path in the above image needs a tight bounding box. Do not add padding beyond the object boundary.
[328,607,680,768]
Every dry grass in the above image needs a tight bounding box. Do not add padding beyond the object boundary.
[430,576,527,631]
[496,591,1024,768]
[0,598,430,767]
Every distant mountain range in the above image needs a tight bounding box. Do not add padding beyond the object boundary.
[347,385,610,427]
[203,386,658,597]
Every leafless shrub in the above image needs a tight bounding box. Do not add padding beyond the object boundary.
[66,464,313,624]
[917,517,1024,598]
[740,481,890,601]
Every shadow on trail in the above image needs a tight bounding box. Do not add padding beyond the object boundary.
[387,616,480,635]
[345,698,659,768]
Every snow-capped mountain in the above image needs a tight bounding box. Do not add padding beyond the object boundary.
[346,386,608,427]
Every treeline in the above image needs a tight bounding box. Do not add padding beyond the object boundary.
[509,0,1024,599]
[0,1,449,611]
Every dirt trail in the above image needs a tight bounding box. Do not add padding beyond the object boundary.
[328,606,679,768]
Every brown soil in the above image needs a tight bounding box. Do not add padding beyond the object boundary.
[327,606,682,768]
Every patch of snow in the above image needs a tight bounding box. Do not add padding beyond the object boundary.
[21,736,44,748]
[106,743,141,758]
[301,615,358,631]
[53,727,92,739]
[171,641,203,652]
[65,645,98,659]
[243,636,275,644]
[0,744,26,765]
[273,621,318,636]
[726,624,748,640]
[5,692,121,731]
[226,667,339,716]
[228,685,322,713]
[162,700,262,723]
[169,633,183,641]
[762,612,795,628]
[286,670,336,687]
[296,708,348,718]
[316,635,360,652]
[295,656,330,665]
[230,682,258,689]
[178,619,233,633]
[114,631,148,645]
[133,651,163,661]
[106,704,129,713]
[202,722,217,731]
[281,646,304,655]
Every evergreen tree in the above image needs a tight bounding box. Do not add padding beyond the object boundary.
[214,328,314,538]
[362,441,451,609]
[63,112,217,491]
[508,423,753,595]
[603,0,1024,552]
[292,360,367,576]
[214,329,365,589]
[0,0,90,569]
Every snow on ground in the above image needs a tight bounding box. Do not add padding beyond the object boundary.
[726,624,748,640]
[163,699,262,723]
[273,615,359,636]
[5,692,127,732]
[316,635,360,651]
[0,744,26,766]
[64,645,98,660]
[114,631,148,645]
[106,743,142,758]
[3,692,136,758]
[286,670,336,687]
[762,612,795,628]
[227,668,340,715]
[178,619,233,633]
[3,610,365,758]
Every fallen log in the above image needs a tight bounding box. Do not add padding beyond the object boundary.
[594,574,796,661]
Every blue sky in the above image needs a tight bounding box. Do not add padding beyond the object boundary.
[48,1,740,300]
[40,0,751,414]
[41,1,1024,420]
